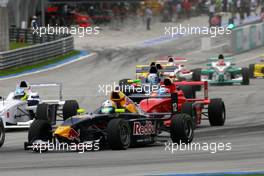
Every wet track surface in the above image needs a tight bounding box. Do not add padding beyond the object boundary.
[0,37,264,175]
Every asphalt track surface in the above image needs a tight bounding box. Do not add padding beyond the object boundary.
[0,35,264,176]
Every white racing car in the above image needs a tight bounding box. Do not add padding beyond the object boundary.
[155,56,201,82]
[0,81,79,130]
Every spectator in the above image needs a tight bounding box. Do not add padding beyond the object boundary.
[215,0,222,12]
[145,7,152,30]
[31,16,38,29]
[209,1,216,26]
[223,0,228,12]
[251,0,258,16]
[182,0,191,19]
[176,2,182,19]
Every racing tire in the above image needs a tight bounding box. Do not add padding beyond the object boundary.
[28,120,52,152]
[192,68,202,91]
[63,100,79,121]
[36,103,49,120]
[0,121,5,148]
[170,114,194,144]
[208,99,226,126]
[179,85,195,99]
[181,102,197,128]
[107,119,131,150]
[241,67,250,85]
[249,64,255,78]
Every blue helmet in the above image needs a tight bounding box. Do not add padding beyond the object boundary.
[14,88,25,96]
[157,87,168,95]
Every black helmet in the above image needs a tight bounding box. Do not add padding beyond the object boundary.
[218,54,224,60]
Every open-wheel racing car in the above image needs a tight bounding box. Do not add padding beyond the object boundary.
[135,56,201,83]
[249,55,264,78]
[129,78,226,128]
[201,56,250,85]
[0,81,79,129]
[24,90,195,152]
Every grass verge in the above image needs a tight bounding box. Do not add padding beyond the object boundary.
[0,50,80,77]
[9,42,32,50]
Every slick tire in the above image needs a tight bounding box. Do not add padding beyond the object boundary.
[107,119,131,150]
[249,64,255,78]
[0,121,5,148]
[241,67,250,85]
[181,102,197,128]
[63,100,79,121]
[208,99,226,126]
[170,114,194,144]
[36,103,49,121]
[192,68,202,91]
[28,120,52,153]
[179,85,195,99]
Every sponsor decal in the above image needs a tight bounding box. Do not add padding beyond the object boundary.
[133,121,155,135]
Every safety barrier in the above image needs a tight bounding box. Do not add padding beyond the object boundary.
[231,22,264,53]
[0,35,74,70]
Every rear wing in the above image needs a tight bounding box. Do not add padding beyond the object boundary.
[173,81,209,100]
[157,56,188,63]
[136,65,178,74]
[30,83,63,100]
[208,57,235,62]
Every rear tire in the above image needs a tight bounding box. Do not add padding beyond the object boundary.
[170,114,194,144]
[192,68,202,91]
[208,99,226,126]
[0,121,5,148]
[241,67,250,85]
[181,102,197,128]
[36,103,49,120]
[179,85,195,99]
[63,100,79,121]
[28,120,52,144]
[107,119,131,150]
[249,64,255,78]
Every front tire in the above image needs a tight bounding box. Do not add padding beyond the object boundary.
[107,119,131,150]
[36,103,49,120]
[249,64,255,78]
[241,67,250,85]
[0,121,5,148]
[63,100,79,121]
[181,102,197,128]
[192,68,202,91]
[179,85,195,99]
[170,114,194,144]
[208,99,226,126]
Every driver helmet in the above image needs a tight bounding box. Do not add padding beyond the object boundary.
[157,87,169,95]
[101,100,115,114]
[168,56,174,62]
[218,54,224,60]
[14,88,26,99]
[148,74,159,85]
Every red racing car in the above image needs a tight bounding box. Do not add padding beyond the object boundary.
[129,78,226,128]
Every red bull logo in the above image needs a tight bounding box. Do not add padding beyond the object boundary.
[133,121,155,135]
[68,128,80,141]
